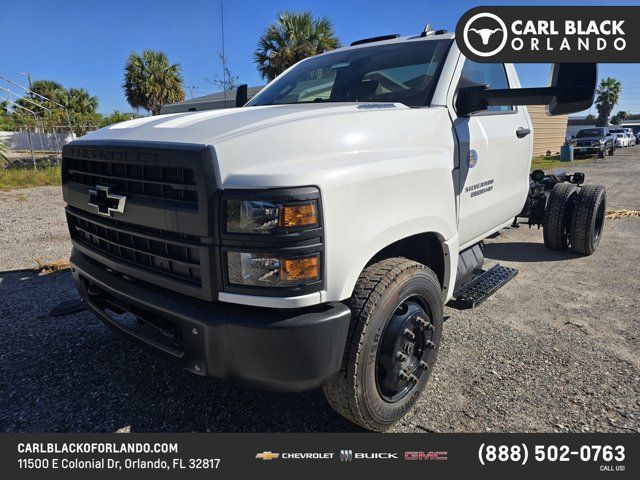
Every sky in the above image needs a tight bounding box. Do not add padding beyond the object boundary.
[1,0,639,115]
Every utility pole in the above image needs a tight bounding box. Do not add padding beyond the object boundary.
[186,85,198,99]
[19,72,33,89]
[221,0,228,103]
[19,72,37,165]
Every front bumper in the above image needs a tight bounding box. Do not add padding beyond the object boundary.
[71,250,351,392]
[573,146,602,154]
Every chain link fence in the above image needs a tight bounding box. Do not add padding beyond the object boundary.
[1,125,99,169]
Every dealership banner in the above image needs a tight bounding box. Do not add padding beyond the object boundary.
[456,6,640,62]
[1,433,636,478]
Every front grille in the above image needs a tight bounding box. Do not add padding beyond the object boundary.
[67,208,203,286]
[66,157,198,206]
[576,141,594,147]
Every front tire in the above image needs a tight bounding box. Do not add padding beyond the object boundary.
[323,258,443,431]
[608,145,615,156]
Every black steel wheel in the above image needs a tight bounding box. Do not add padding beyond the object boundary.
[376,298,436,402]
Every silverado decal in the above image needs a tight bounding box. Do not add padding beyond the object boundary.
[465,179,494,197]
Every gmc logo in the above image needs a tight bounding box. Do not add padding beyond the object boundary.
[404,451,448,461]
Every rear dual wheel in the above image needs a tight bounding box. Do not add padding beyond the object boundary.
[543,183,606,255]
[323,258,442,431]
[570,184,606,255]
[543,183,577,251]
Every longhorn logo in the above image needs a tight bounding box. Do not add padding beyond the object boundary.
[468,27,502,45]
[462,12,508,58]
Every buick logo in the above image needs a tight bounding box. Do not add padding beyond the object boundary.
[340,450,353,462]
[88,185,127,217]
[463,12,508,57]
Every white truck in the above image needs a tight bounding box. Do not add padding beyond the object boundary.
[61,30,605,431]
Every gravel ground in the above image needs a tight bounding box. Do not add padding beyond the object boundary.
[1,149,639,433]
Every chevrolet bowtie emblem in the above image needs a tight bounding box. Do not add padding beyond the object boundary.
[88,185,127,217]
[255,452,279,460]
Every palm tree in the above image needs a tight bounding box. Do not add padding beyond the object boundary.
[254,11,341,81]
[15,79,65,114]
[595,77,622,127]
[0,138,9,168]
[63,88,98,114]
[123,50,185,115]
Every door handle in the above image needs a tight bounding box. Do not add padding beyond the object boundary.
[516,127,531,138]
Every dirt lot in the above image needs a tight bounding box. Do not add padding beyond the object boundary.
[1,149,639,433]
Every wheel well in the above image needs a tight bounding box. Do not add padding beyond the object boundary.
[367,233,445,288]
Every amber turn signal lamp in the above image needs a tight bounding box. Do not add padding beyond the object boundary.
[281,256,320,281]
[280,203,318,228]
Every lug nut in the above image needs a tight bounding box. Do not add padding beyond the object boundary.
[408,373,419,384]
[414,316,426,327]
[426,340,436,350]
[419,360,429,371]
[403,328,416,340]
[399,369,410,381]
[396,351,409,362]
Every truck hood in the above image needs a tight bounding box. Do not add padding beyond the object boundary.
[80,103,450,189]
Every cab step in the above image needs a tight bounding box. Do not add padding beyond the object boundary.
[449,264,518,310]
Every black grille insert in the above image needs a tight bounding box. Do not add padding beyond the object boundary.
[66,157,198,206]
[67,209,203,286]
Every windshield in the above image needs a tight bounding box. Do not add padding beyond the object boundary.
[248,40,452,108]
[576,128,604,137]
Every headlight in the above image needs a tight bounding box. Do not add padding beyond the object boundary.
[221,187,323,294]
[227,252,320,287]
[226,199,318,234]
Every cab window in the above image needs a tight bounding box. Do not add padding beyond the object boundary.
[456,60,512,112]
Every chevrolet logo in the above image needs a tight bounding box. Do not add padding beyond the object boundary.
[88,185,126,217]
[255,452,279,460]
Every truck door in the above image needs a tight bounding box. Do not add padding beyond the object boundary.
[448,59,532,248]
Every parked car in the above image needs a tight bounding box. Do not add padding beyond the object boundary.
[570,127,616,157]
[624,128,636,146]
[60,32,603,431]
[609,129,630,147]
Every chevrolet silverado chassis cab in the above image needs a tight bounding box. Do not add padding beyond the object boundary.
[62,31,604,431]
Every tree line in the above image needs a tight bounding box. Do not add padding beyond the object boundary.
[0,10,631,134]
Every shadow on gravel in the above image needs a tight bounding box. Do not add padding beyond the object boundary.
[0,269,361,433]
[484,241,579,263]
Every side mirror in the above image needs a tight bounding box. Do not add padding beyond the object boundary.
[456,63,597,117]
[236,84,248,108]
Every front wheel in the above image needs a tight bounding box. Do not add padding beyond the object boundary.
[322,258,443,431]
[608,145,615,156]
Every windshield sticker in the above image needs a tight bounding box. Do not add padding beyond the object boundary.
[468,150,479,168]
